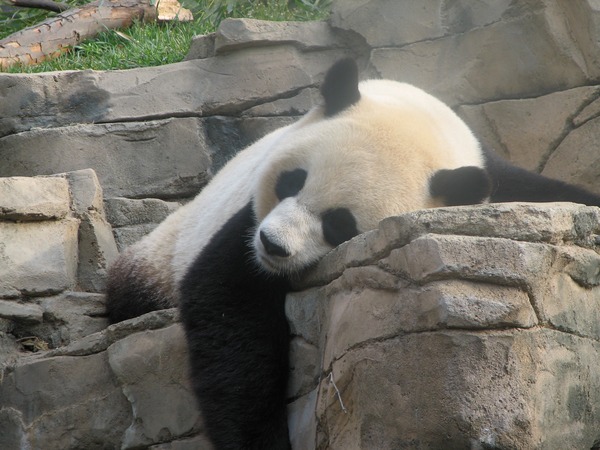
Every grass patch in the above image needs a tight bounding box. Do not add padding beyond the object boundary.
[0,0,331,73]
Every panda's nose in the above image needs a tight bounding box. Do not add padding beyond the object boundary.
[260,231,290,257]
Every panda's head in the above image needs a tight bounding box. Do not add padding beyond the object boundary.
[252,59,491,275]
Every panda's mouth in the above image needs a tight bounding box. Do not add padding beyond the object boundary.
[253,204,328,275]
[255,251,299,275]
[254,247,311,276]
[255,248,325,278]
[255,253,281,274]
[253,230,296,274]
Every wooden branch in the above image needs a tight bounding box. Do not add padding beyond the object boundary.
[0,0,172,69]
[8,0,70,13]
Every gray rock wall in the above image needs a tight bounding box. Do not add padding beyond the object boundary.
[1,1,600,449]
[287,203,600,449]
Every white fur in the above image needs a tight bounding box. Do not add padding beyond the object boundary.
[254,197,328,275]
[119,77,484,303]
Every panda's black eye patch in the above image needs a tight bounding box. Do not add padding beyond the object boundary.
[275,169,308,200]
[322,208,359,248]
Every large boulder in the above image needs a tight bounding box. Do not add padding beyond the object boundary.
[288,203,600,450]
[0,310,208,449]
[0,170,117,354]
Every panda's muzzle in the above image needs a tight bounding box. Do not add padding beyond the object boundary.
[259,230,291,258]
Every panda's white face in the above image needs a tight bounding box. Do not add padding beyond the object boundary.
[253,165,359,275]
[252,73,487,275]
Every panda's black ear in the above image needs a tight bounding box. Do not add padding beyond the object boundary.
[430,166,492,206]
[321,58,361,117]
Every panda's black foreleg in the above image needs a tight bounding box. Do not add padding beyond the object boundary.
[179,202,291,450]
[484,149,600,206]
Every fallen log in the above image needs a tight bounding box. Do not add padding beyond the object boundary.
[7,0,70,13]
[0,0,192,69]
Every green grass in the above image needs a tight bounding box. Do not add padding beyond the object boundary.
[0,0,331,73]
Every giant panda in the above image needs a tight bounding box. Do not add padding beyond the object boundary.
[106,58,600,449]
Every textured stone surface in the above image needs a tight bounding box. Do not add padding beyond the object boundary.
[214,18,341,53]
[383,234,553,284]
[331,0,513,47]
[0,313,204,450]
[65,169,120,292]
[331,0,446,47]
[107,324,203,448]
[21,292,108,348]
[185,33,216,60]
[314,330,600,450]
[371,1,600,105]
[299,202,600,289]
[288,203,600,449]
[288,336,321,399]
[415,280,537,329]
[288,389,318,450]
[45,308,179,358]
[0,118,212,199]
[458,86,600,171]
[0,169,122,383]
[112,223,160,251]
[590,0,600,41]
[542,115,600,196]
[0,299,43,324]
[0,219,79,297]
[242,87,320,117]
[104,197,182,250]
[63,169,106,214]
[76,210,120,292]
[0,352,132,449]
[532,247,600,341]
[0,176,70,221]
[0,47,352,138]
[105,198,182,228]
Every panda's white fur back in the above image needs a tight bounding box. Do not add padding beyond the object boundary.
[170,125,290,285]
[358,79,483,168]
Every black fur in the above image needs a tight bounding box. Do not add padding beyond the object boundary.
[322,207,359,247]
[105,260,168,324]
[321,58,361,117]
[275,168,308,200]
[179,202,291,450]
[429,151,600,207]
[483,149,600,206]
[429,166,492,206]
